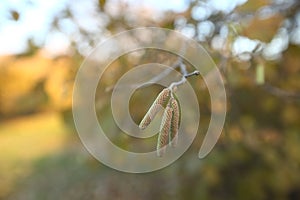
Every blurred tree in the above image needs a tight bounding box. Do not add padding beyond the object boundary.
[0,0,300,199]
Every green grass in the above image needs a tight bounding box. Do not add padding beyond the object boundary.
[0,112,68,198]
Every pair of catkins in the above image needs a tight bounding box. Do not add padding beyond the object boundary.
[139,88,181,157]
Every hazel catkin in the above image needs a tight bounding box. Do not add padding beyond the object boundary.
[157,105,173,157]
[169,97,180,147]
[139,88,171,130]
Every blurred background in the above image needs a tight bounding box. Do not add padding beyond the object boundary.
[1,0,300,199]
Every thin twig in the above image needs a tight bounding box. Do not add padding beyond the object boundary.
[139,59,182,88]
[168,70,200,90]
[262,83,300,100]
[106,40,188,92]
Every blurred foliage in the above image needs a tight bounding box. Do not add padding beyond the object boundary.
[243,13,283,42]
[0,0,300,200]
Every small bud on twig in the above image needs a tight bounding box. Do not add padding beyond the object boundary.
[184,70,200,78]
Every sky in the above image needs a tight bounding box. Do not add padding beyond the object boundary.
[0,0,189,55]
[0,0,69,55]
[0,0,294,60]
